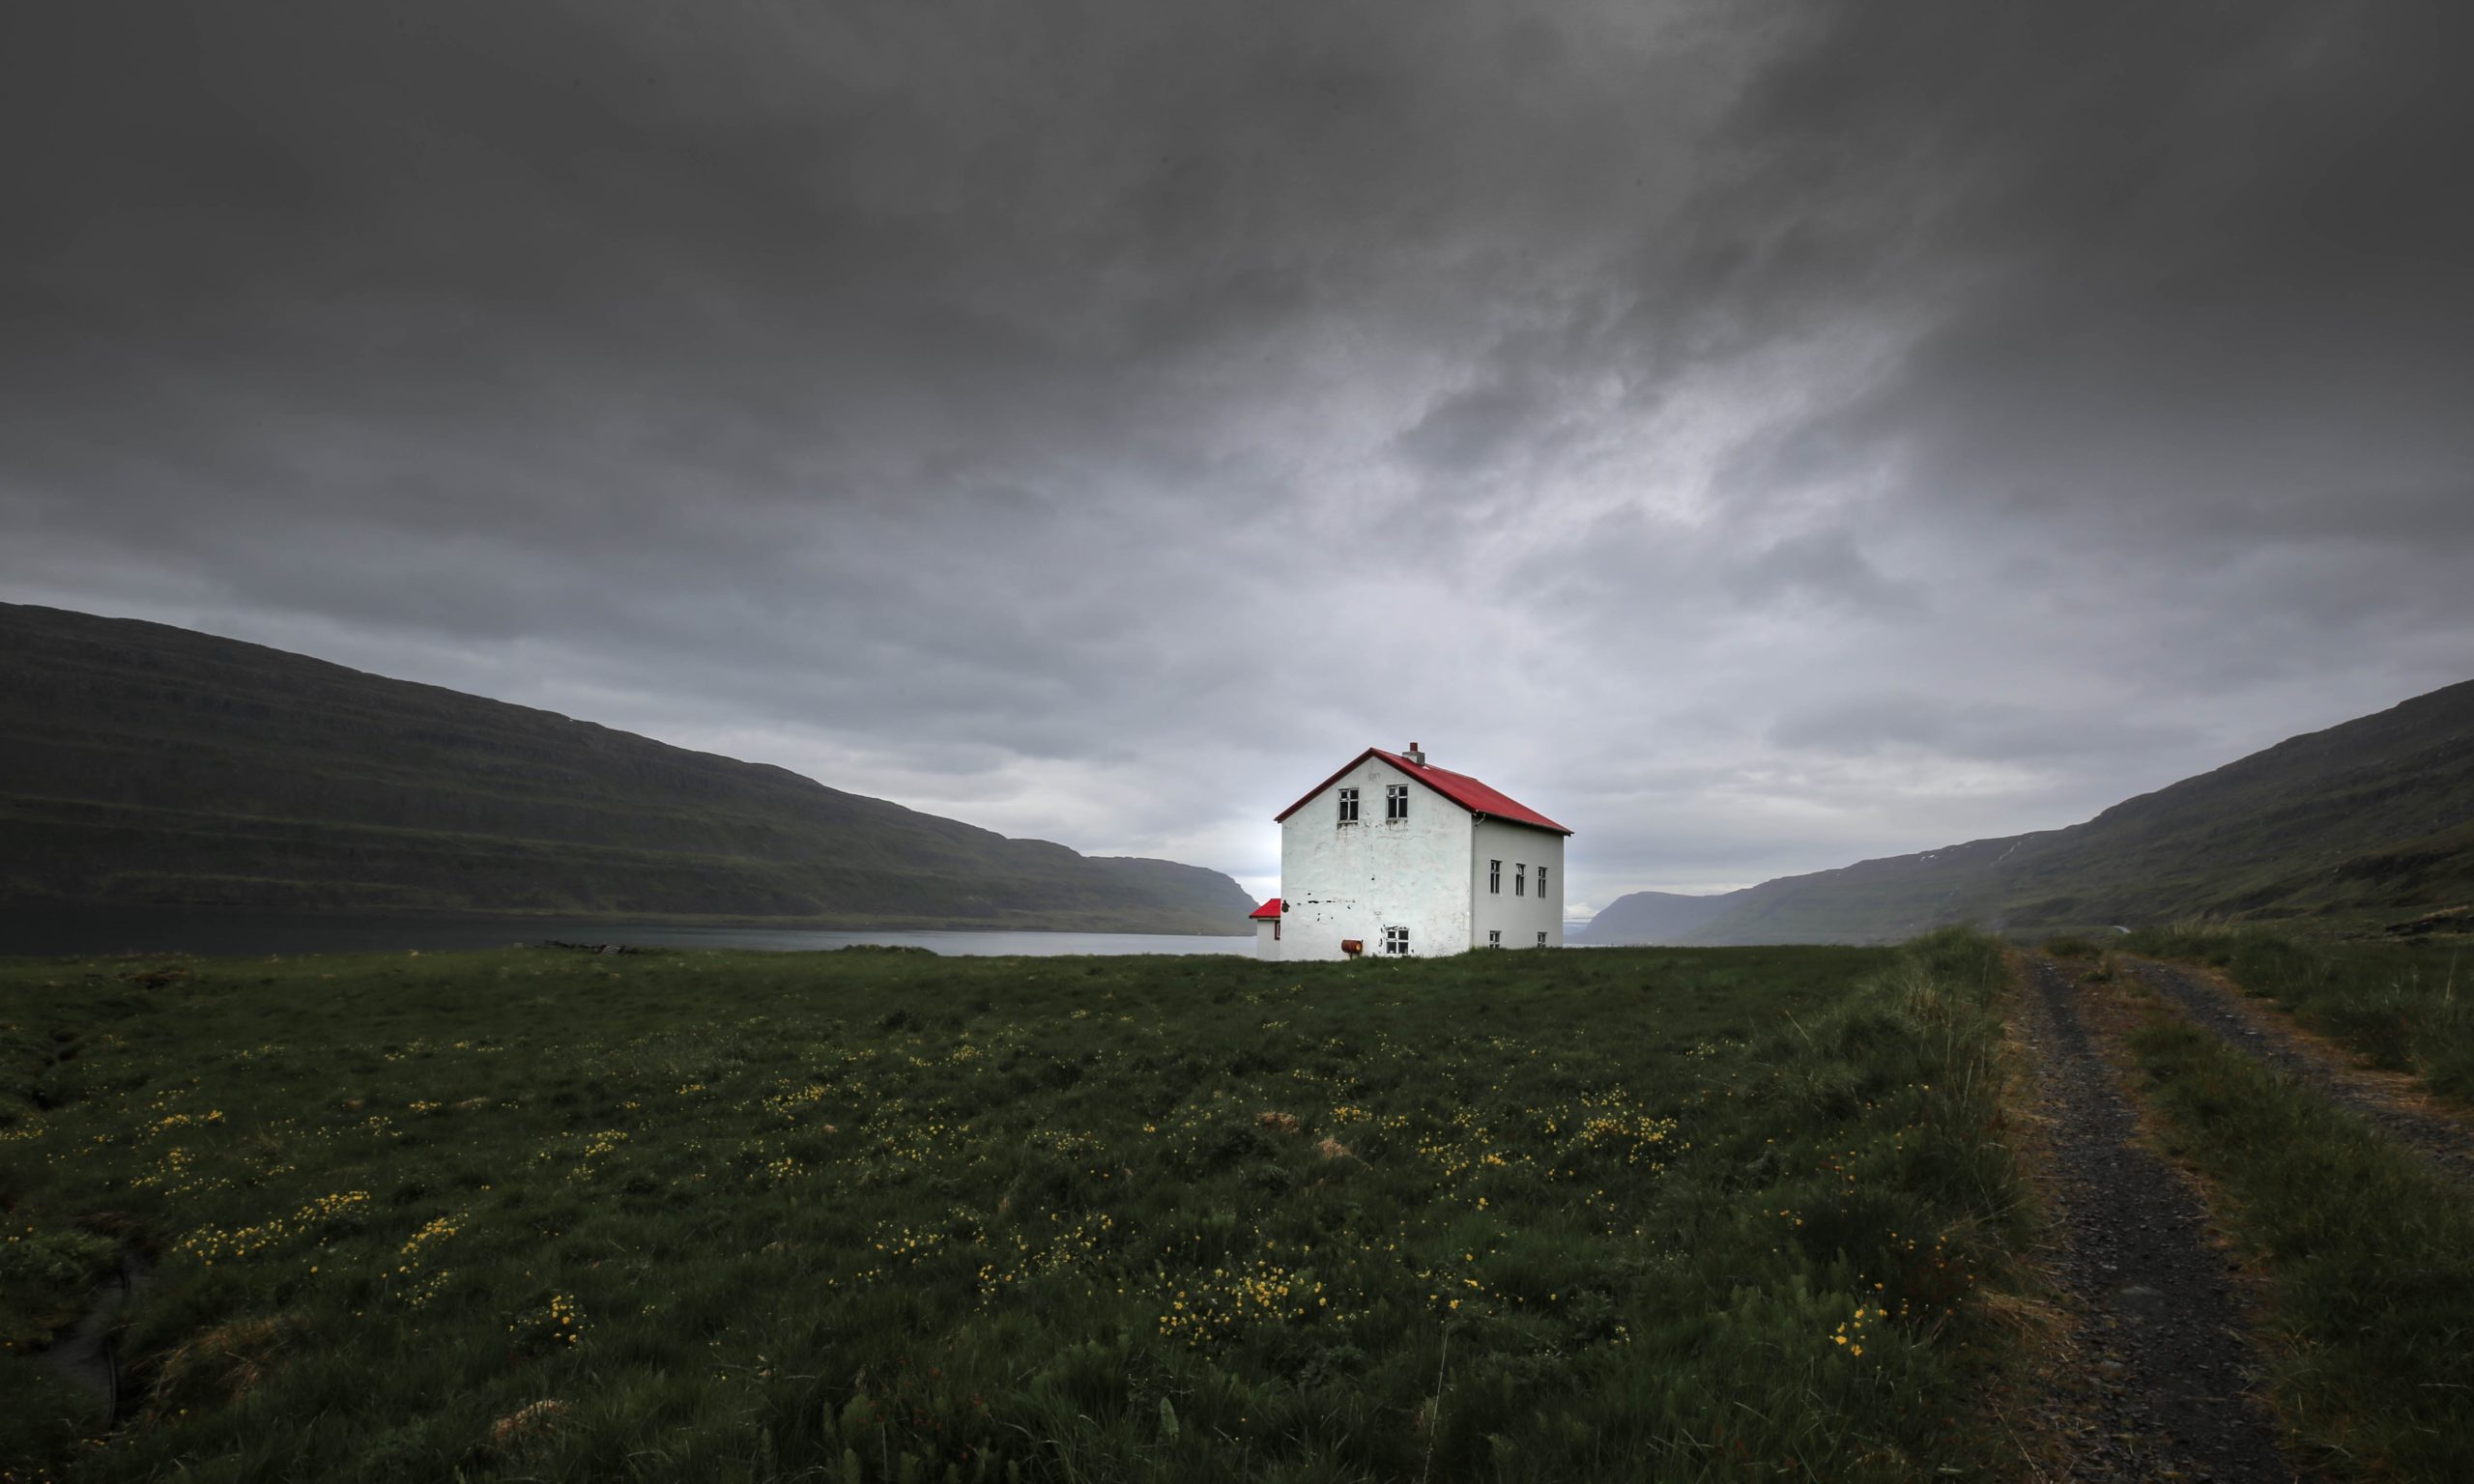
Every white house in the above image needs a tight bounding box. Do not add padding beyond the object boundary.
[1247,743,1569,960]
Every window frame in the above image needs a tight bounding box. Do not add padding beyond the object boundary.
[1487,929,1502,948]
[1536,930,1548,948]
[1537,866,1548,899]
[1385,784,1408,821]
[1337,786,1359,824]
[1383,925,1410,956]
[1514,864,1526,898]
[1488,859,1502,894]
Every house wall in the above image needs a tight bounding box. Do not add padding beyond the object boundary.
[1254,916,1281,960]
[1277,755,1474,960]
[1468,817,1567,950]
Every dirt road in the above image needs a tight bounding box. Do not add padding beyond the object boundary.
[2129,957,2474,1180]
[2014,956,2307,1482]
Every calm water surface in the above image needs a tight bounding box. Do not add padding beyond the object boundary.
[0,907,1254,959]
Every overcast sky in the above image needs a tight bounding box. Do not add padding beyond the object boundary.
[6,3,2471,914]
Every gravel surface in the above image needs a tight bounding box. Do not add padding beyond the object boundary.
[2131,957,2474,1180]
[2017,957,2308,1483]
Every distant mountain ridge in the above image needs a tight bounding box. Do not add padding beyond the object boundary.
[0,603,1254,931]
[1572,890,1738,945]
[1581,678,2474,945]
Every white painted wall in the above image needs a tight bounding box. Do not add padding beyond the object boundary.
[1276,755,1474,960]
[1254,915,1282,959]
[1468,817,1567,950]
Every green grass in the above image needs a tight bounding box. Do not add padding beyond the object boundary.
[2,931,2029,1482]
[2126,1006,2474,1482]
[2123,923,2474,1102]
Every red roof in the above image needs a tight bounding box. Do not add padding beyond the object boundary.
[1249,897,1283,920]
[1274,749,1571,836]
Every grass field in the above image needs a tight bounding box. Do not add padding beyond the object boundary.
[2125,1004,2474,1481]
[4,932,2028,1482]
[2117,924,2474,1102]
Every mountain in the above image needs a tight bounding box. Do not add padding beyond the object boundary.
[0,604,1255,932]
[1569,890,1740,945]
[1581,678,2474,945]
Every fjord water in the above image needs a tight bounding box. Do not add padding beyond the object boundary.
[0,907,1254,959]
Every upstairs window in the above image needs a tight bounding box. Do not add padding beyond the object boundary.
[1488,859,1502,894]
[1538,866,1549,899]
[1487,929,1502,948]
[1337,786,1359,824]
[1514,864,1526,897]
[1385,784,1408,820]
[1383,926,1410,956]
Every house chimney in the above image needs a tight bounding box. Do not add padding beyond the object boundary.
[1406,741,1425,765]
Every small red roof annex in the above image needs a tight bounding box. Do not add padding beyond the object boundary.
[1249,897,1283,920]
[1274,749,1571,836]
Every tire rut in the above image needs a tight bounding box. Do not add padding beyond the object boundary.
[2016,956,2308,1482]
[2129,957,2474,1181]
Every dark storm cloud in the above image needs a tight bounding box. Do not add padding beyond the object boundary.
[1723,530,1917,617]
[1396,380,1559,476]
[1726,5,2474,543]
[4,1,2470,910]
[1768,695,2200,764]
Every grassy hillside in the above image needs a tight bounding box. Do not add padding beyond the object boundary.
[1586,678,2474,945]
[0,604,1252,932]
[1,935,2030,1481]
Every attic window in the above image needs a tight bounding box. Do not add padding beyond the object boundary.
[1386,784,1408,820]
[1383,926,1410,955]
[1337,786,1359,824]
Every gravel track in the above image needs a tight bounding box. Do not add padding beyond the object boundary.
[2130,957,2474,1180]
[2016,956,2307,1482]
